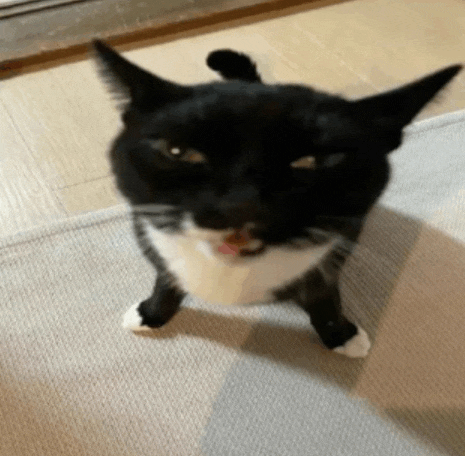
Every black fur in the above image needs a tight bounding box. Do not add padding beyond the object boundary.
[207,49,262,82]
[92,40,461,352]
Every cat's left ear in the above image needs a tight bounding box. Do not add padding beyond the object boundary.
[354,64,462,130]
[92,40,192,112]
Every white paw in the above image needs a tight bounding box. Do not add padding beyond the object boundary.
[333,326,371,358]
[122,303,153,332]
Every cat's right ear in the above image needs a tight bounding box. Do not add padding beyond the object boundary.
[353,64,462,130]
[92,40,192,112]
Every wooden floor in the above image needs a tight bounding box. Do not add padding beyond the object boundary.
[1,0,465,236]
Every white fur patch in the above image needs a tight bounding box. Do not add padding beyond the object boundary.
[122,303,153,332]
[140,214,335,305]
[333,326,371,358]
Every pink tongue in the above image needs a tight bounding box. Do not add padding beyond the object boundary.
[218,243,240,256]
[218,229,250,256]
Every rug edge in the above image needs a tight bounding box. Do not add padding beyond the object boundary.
[0,203,131,250]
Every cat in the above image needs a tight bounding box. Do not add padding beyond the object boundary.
[93,39,461,358]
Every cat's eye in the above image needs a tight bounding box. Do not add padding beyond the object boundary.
[144,139,207,164]
[182,150,207,163]
[290,152,345,169]
[290,156,317,169]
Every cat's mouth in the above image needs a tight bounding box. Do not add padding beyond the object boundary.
[218,228,266,257]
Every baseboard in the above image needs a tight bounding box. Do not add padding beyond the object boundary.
[0,0,345,78]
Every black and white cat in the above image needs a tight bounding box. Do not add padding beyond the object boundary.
[93,40,461,358]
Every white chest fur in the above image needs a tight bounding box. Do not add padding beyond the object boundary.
[140,216,334,305]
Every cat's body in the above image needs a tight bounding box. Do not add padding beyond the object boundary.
[93,40,461,357]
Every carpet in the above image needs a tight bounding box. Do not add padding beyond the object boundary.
[1,110,465,455]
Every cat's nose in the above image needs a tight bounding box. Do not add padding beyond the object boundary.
[194,204,258,231]
[220,185,260,214]
[194,185,261,230]
[220,199,260,227]
[223,199,257,213]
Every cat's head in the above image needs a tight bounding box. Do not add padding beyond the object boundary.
[93,40,461,256]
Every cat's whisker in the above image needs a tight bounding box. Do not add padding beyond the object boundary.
[133,204,178,214]
[333,238,357,254]
[136,211,175,219]
[304,227,340,243]
[133,211,161,217]
[133,206,181,231]
[133,210,178,217]
[151,215,178,224]
[154,222,178,231]
[304,227,332,237]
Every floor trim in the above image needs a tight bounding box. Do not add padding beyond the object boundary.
[0,0,345,78]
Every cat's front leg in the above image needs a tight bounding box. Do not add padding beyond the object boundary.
[303,285,371,358]
[277,264,370,358]
[123,273,185,332]
[124,215,186,331]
